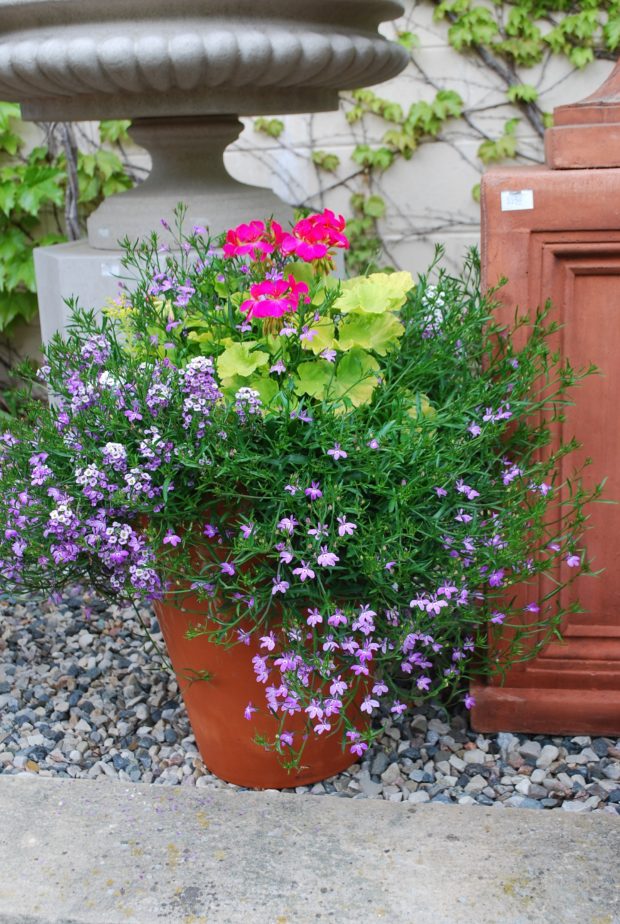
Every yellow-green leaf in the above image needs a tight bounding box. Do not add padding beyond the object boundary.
[333,272,414,315]
[216,341,269,379]
[294,360,334,399]
[330,348,380,408]
[301,317,337,355]
[338,312,404,356]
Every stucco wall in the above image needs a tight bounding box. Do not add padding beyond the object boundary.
[224,0,614,273]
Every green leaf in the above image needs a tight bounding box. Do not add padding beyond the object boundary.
[363,195,386,219]
[477,120,520,165]
[506,83,539,104]
[312,151,341,173]
[352,145,395,170]
[338,312,405,356]
[333,272,414,314]
[568,46,594,68]
[331,348,380,408]
[99,119,131,145]
[293,360,333,398]
[216,341,269,379]
[301,317,337,355]
[0,290,37,331]
[253,117,285,139]
[604,16,620,50]
[405,392,437,421]
[16,165,64,215]
[397,31,420,50]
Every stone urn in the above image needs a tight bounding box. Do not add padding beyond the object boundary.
[0,0,408,245]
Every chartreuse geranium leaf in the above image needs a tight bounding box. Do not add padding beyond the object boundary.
[294,360,334,399]
[333,272,414,314]
[330,348,380,408]
[247,374,279,407]
[216,341,269,379]
[218,373,280,408]
[338,312,404,356]
[406,393,437,421]
[301,317,337,356]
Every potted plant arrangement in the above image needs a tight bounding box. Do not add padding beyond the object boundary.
[0,208,596,788]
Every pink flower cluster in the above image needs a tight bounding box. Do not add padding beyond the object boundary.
[239,275,311,319]
[280,209,349,262]
[223,220,284,261]
[224,209,349,265]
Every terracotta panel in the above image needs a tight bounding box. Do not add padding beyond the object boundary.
[473,166,620,734]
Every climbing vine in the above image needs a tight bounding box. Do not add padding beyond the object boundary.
[251,0,620,272]
[0,105,136,335]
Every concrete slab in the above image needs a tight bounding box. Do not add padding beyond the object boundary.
[0,776,618,924]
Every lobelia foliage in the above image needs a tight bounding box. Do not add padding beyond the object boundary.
[0,207,599,768]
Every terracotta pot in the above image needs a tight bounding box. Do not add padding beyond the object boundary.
[154,595,361,788]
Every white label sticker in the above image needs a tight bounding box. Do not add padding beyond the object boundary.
[501,189,534,211]
[101,262,121,278]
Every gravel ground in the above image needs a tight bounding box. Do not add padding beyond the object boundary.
[1,591,619,815]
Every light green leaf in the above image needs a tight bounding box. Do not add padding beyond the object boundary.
[338,312,404,356]
[331,348,380,409]
[311,151,341,173]
[506,83,539,104]
[301,317,337,355]
[406,393,437,421]
[364,195,386,219]
[294,360,334,399]
[333,272,414,315]
[216,341,269,379]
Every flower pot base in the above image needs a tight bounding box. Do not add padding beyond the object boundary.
[154,599,358,789]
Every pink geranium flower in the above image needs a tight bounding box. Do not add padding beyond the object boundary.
[240,275,310,319]
[223,219,284,261]
[280,209,349,262]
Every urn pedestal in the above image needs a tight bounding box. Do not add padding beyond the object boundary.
[472,65,620,735]
[0,0,407,336]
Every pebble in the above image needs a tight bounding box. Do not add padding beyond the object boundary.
[518,741,542,759]
[1,591,619,814]
[408,791,430,804]
[380,763,402,786]
[536,745,559,769]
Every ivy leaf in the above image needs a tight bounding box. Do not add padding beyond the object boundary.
[364,195,386,219]
[0,181,17,215]
[477,119,520,165]
[352,145,395,170]
[433,90,463,120]
[99,120,131,145]
[312,151,341,173]
[216,341,269,379]
[16,166,64,215]
[293,360,334,399]
[338,312,404,356]
[506,83,539,104]
[254,117,285,139]
[397,31,420,51]
[604,17,620,50]
[333,272,414,314]
[0,291,37,331]
[568,46,594,68]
